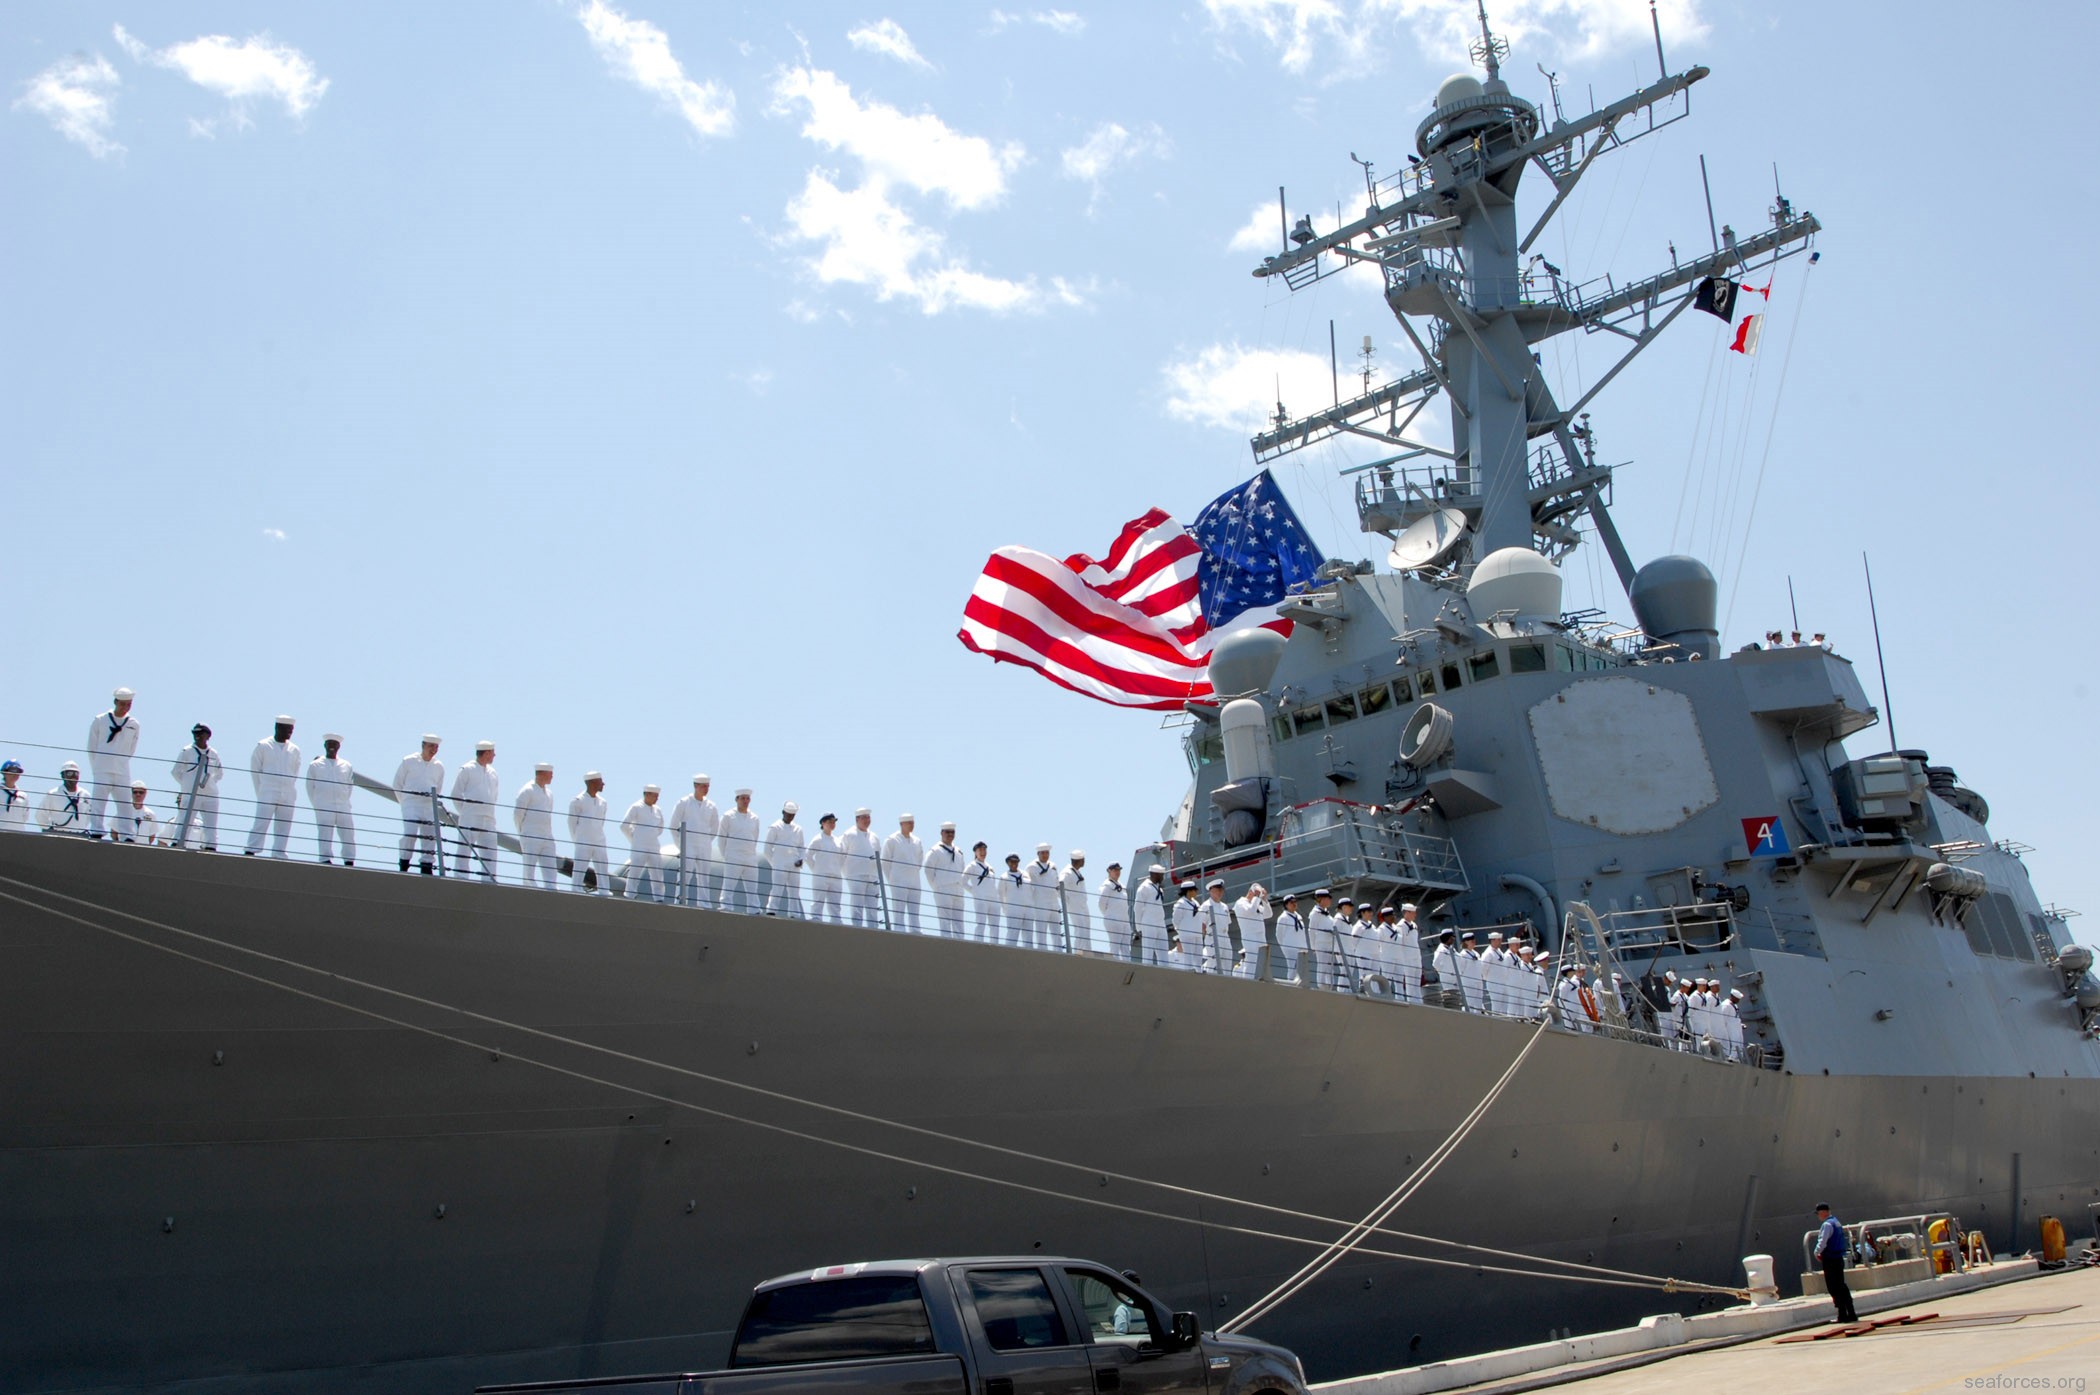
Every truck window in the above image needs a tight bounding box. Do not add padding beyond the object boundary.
[730,1276,936,1367]
[1063,1270,1153,1346]
[964,1268,1071,1351]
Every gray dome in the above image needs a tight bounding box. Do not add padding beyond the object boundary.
[1207,627,1287,698]
[1630,555,1718,660]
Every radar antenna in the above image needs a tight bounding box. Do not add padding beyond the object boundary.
[1470,1,1509,81]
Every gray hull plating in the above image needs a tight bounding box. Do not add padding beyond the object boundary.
[2,835,2094,1392]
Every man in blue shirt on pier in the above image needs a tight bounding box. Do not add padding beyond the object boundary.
[1814,1203,1857,1322]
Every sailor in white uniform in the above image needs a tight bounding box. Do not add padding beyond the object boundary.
[1455,931,1488,1013]
[806,813,844,922]
[1335,897,1367,990]
[1477,930,1510,1015]
[1231,883,1271,978]
[1022,844,1059,950]
[567,771,610,894]
[512,762,557,889]
[840,809,881,928]
[85,686,140,838]
[1305,889,1340,990]
[715,788,763,913]
[668,775,719,908]
[1,760,32,833]
[1430,929,1463,1010]
[1168,879,1202,969]
[170,725,225,850]
[997,853,1029,944]
[449,741,501,880]
[1722,988,1746,1060]
[922,822,966,936]
[306,734,357,866]
[963,841,996,940]
[1196,879,1236,973]
[1271,892,1308,983]
[881,815,926,933]
[1130,864,1170,965]
[1095,862,1131,960]
[1390,904,1423,1005]
[620,784,666,900]
[1553,965,1585,1031]
[114,779,159,844]
[1056,850,1092,952]
[39,761,89,835]
[244,717,303,859]
[393,735,445,874]
[762,801,806,916]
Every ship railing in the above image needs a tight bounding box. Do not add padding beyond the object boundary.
[1580,901,1740,956]
[1164,799,1469,905]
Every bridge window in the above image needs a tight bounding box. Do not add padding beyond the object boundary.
[1325,692,1358,726]
[1508,642,1547,675]
[1290,706,1326,736]
[1554,643,1578,673]
[1467,651,1501,683]
[1391,674,1415,703]
[1440,662,1464,691]
[1358,683,1393,718]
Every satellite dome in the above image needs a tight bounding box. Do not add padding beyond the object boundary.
[1207,626,1288,698]
[1630,555,1719,660]
[1466,547,1562,623]
[1435,74,1485,108]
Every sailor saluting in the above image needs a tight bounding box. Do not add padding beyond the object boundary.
[84,686,139,839]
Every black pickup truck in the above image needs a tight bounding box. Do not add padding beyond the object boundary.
[478,1256,1309,1395]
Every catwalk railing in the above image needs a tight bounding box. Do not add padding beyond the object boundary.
[0,744,1758,1064]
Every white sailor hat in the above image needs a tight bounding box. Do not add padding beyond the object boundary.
[1148,863,1166,875]
[1179,879,1197,889]
[1281,890,1298,901]
[1036,841,1052,853]
[940,820,956,831]
[855,806,872,817]
[643,784,660,795]
[113,686,134,701]
[1517,943,1535,955]
[1730,988,1745,999]
[1206,877,1225,889]
[783,800,798,815]
[1488,930,1505,941]
[899,812,915,822]
[1400,902,1418,913]
[534,762,553,774]
[129,778,146,790]
[276,715,295,725]
[584,770,603,782]
[323,732,343,743]
[475,740,494,753]
[60,760,79,773]
[735,787,752,797]
[693,773,710,784]
[422,733,441,745]
[1663,970,1678,981]
[1070,848,1085,859]
[1459,930,1475,941]
[1537,950,1552,961]
[1313,886,1332,897]
[1337,894,1355,906]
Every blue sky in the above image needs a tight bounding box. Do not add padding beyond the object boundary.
[6,1,2096,945]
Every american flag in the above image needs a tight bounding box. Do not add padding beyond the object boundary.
[957,471,1326,710]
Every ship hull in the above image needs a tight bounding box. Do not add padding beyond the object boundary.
[3,836,2094,1391]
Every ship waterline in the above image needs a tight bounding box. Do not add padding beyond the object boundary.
[3,835,2092,1392]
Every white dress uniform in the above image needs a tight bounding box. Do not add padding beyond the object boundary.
[715,804,763,913]
[393,749,446,871]
[998,864,1030,944]
[170,744,225,848]
[1479,943,1512,1016]
[667,789,720,908]
[1719,994,1744,1060]
[1306,904,1339,988]
[450,760,502,881]
[839,821,882,928]
[922,838,966,936]
[306,750,357,865]
[963,854,996,940]
[621,797,666,900]
[1130,877,1169,964]
[113,797,159,845]
[512,780,557,889]
[1168,893,1202,970]
[1,780,34,833]
[1231,891,1270,978]
[881,828,926,933]
[1095,876,1132,959]
[1272,905,1308,983]
[85,703,140,837]
[1666,985,1692,1049]
[1057,864,1093,952]
[245,734,303,858]
[40,776,90,835]
[1391,920,1423,1005]
[1196,896,1234,974]
[567,788,611,893]
[806,828,845,922]
[1430,940,1464,1010]
[762,815,806,917]
[1456,946,1488,1013]
[1021,855,1059,950]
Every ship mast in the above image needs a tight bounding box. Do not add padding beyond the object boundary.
[1250,3,1818,595]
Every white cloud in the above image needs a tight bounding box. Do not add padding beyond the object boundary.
[988,10,1087,35]
[261,527,287,542]
[14,54,124,159]
[847,18,933,69]
[1227,201,1282,253]
[1059,121,1170,203]
[578,0,734,138]
[772,67,1020,211]
[118,25,329,130]
[1203,0,1705,78]
[1162,341,1335,434]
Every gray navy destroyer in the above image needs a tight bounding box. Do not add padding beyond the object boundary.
[3,10,2096,1392]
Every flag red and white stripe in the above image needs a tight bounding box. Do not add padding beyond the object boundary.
[1730,313,1764,355]
[958,506,1288,711]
